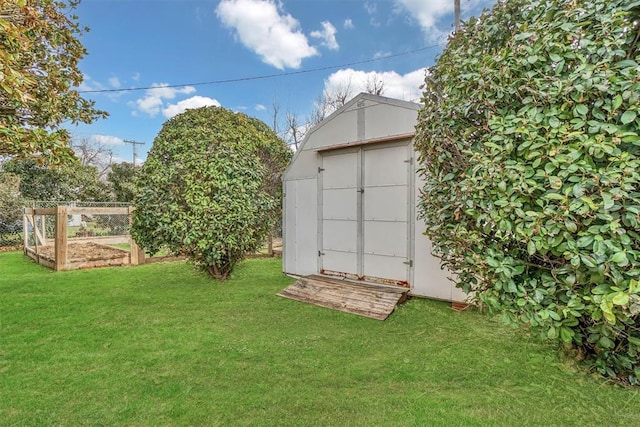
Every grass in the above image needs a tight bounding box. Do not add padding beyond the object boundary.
[1,251,638,426]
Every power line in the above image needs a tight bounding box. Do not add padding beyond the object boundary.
[77,44,443,94]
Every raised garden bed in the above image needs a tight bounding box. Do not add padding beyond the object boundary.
[26,242,131,271]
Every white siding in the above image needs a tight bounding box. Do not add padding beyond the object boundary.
[411,158,466,302]
[283,178,317,276]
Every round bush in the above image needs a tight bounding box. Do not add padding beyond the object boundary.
[416,0,640,383]
[132,106,291,279]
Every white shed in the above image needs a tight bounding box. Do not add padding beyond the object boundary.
[282,93,466,303]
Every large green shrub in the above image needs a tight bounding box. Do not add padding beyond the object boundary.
[416,0,640,383]
[132,106,291,279]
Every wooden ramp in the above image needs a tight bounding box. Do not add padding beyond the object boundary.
[277,275,409,320]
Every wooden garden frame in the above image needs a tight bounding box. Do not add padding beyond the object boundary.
[23,205,142,271]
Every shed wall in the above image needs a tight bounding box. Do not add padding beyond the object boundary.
[411,161,466,302]
[283,178,318,276]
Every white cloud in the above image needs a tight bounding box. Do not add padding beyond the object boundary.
[364,2,380,27]
[216,0,318,69]
[108,76,121,88]
[134,83,196,116]
[78,74,104,92]
[162,96,221,118]
[344,18,354,30]
[321,68,426,114]
[373,51,391,59]
[78,74,124,101]
[395,0,496,40]
[395,0,451,30]
[89,134,124,146]
[131,72,141,81]
[310,21,339,50]
[255,104,267,111]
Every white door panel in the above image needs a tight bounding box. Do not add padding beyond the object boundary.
[323,188,357,220]
[323,219,357,253]
[364,254,407,282]
[322,152,358,188]
[363,221,407,257]
[364,146,407,186]
[363,186,408,222]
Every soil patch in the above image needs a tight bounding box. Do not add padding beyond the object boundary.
[35,242,129,262]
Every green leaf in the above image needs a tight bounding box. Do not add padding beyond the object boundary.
[574,104,588,116]
[580,255,597,268]
[612,292,629,306]
[598,336,614,348]
[621,110,637,125]
[580,196,597,210]
[527,240,536,256]
[610,252,628,266]
[592,284,611,295]
[544,192,565,201]
[577,235,594,248]
[560,327,574,343]
[549,53,562,62]
[549,176,562,189]
[486,257,500,268]
[612,94,623,111]
[601,193,614,210]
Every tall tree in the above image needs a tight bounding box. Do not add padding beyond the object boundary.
[73,136,114,179]
[0,0,107,165]
[107,162,138,202]
[2,158,112,201]
[0,172,22,223]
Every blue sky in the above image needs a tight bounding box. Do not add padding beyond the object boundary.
[70,0,496,164]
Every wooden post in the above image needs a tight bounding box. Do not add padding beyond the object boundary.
[23,208,28,253]
[40,215,45,244]
[55,205,68,271]
[127,206,144,265]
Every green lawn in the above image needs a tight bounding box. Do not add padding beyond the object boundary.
[1,251,638,426]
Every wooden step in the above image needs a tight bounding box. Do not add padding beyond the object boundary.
[277,275,408,320]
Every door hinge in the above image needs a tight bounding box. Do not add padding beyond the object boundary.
[318,167,325,173]
[403,260,413,267]
[318,251,325,256]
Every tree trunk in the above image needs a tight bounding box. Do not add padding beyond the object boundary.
[268,233,274,257]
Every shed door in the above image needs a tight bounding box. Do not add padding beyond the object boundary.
[362,145,410,285]
[320,143,411,285]
[320,150,359,277]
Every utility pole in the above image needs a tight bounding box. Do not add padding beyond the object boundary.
[123,139,145,166]
[454,0,461,32]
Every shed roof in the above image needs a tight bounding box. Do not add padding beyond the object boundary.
[306,92,421,137]
[285,93,422,179]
